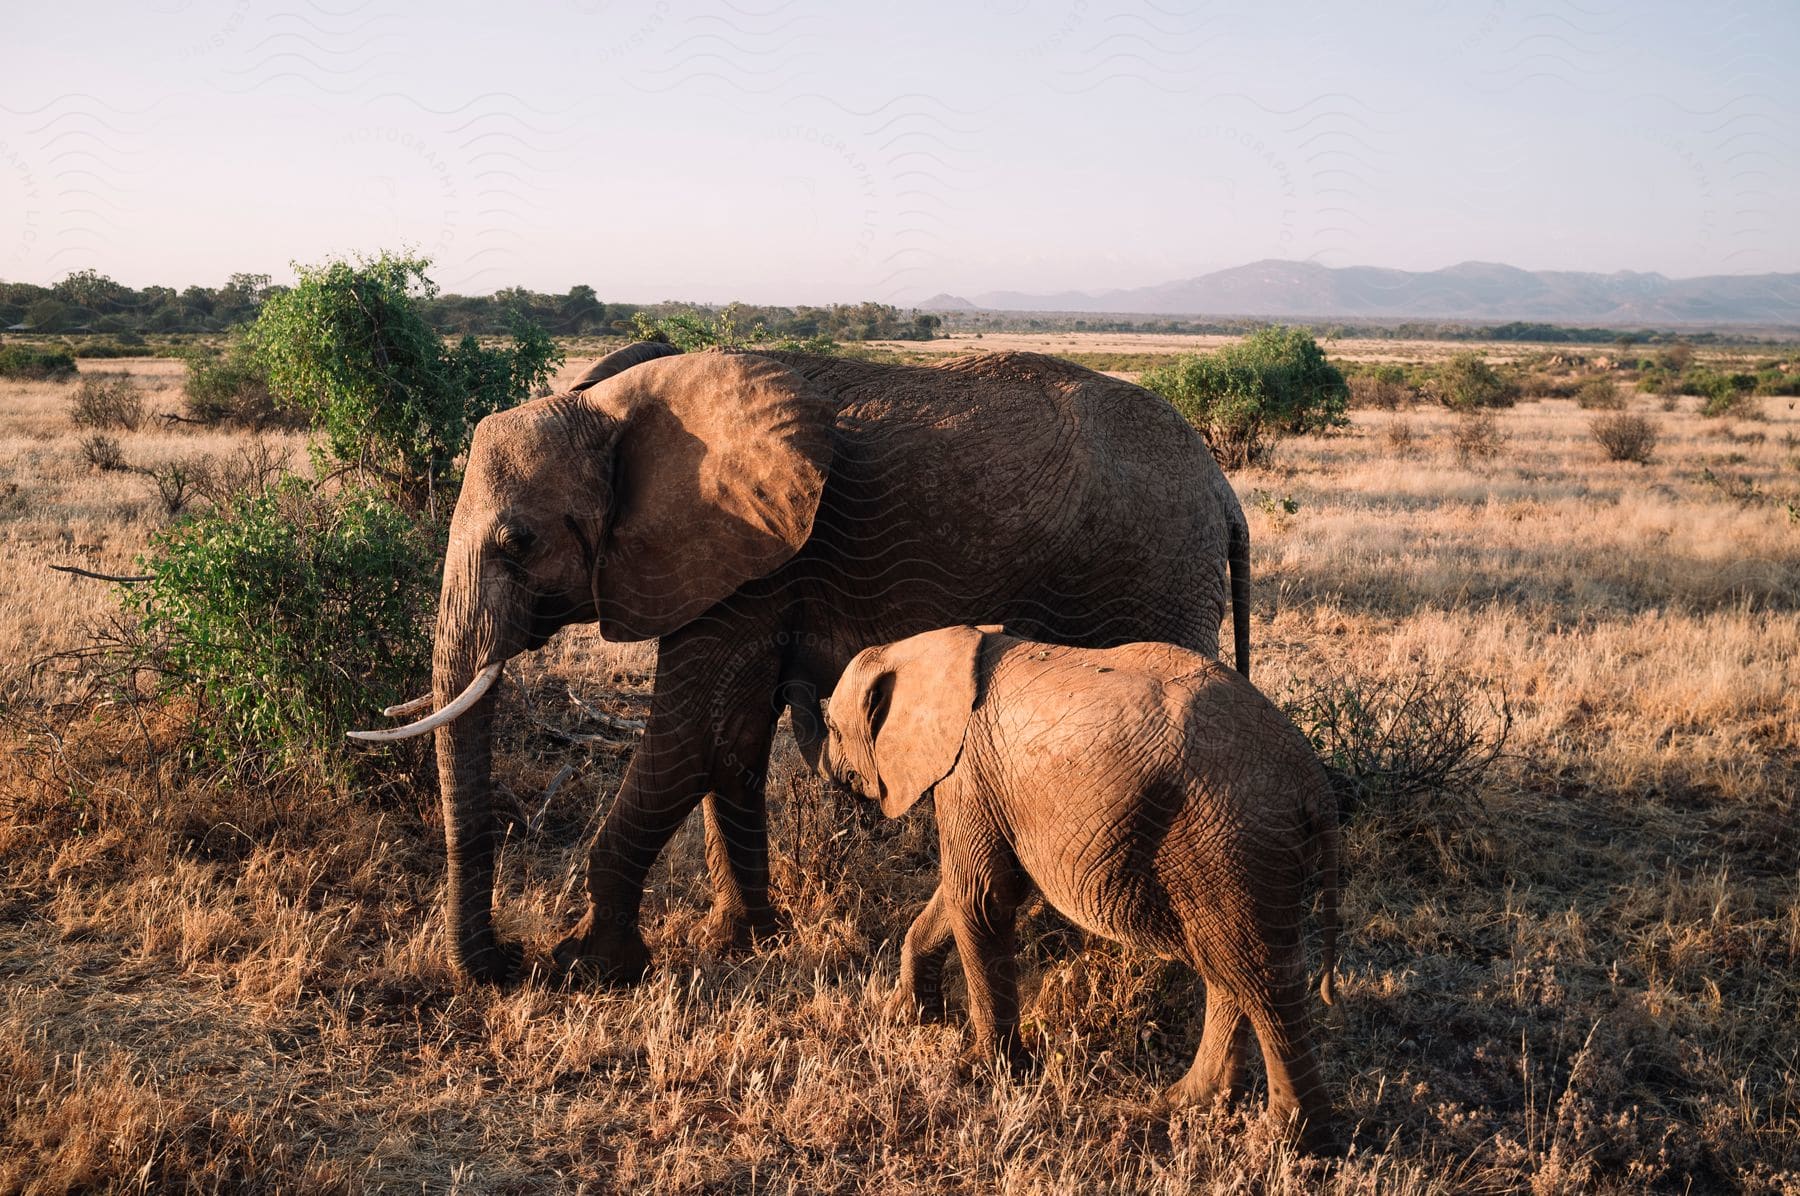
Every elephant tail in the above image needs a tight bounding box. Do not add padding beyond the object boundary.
[1227,510,1251,680]
[1313,781,1340,1006]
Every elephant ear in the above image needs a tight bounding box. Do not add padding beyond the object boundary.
[565,340,681,393]
[582,350,836,641]
[866,625,987,818]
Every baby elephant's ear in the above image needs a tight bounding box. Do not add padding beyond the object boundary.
[869,625,987,817]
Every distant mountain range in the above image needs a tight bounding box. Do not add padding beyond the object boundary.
[920,260,1800,325]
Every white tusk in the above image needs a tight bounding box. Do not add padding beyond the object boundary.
[347,663,504,742]
[383,694,433,717]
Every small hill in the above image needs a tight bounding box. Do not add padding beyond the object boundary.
[959,260,1800,324]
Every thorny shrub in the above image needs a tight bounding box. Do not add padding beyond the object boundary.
[1384,417,1418,456]
[1280,663,1511,868]
[1347,365,1415,410]
[144,460,202,516]
[68,372,146,430]
[1575,375,1625,411]
[1452,408,1507,463]
[79,433,127,472]
[1591,412,1660,464]
[1428,352,1519,410]
[138,440,294,518]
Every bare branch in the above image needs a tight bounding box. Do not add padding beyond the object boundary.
[51,564,154,584]
[566,687,646,732]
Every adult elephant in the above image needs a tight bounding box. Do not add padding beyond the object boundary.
[353,342,1251,986]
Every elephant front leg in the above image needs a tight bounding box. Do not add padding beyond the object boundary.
[898,885,955,1021]
[946,857,1031,1073]
[551,744,687,985]
[554,623,783,984]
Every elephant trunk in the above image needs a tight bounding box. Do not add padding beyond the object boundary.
[434,688,506,981]
[431,547,515,984]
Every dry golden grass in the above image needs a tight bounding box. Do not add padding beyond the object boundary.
[864,330,1556,366]
[0,359,308,703]
[1,350,1797,1192]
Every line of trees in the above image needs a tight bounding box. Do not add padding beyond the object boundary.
[16,268,1778,348]
[0,270,943,342]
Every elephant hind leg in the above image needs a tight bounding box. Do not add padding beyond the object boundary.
[1158,982,1248,1111]
[698,776,781,953]
[1244,983,1338,1154]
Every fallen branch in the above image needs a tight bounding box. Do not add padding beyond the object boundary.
[530,763,583,834]
[534,722,635,750]
[566,687,646,732]
[51,564,154,583]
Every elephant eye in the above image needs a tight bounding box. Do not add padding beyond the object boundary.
[496,523,536,558]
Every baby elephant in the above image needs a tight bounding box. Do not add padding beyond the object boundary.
[818,625,1340,1150]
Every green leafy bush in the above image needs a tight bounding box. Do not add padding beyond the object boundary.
[123,479,438,779]
[1427,352,1518,409]
[251,251,560,506]
[1347,363,1415,409]
[69,373,145,430]
[1689,370,1762,418]
[71,340,156,359]
[0,344,78,381]
[1753,367,1800,396]
[181,340,291,428]
[632,305,838,355]
[1138,325,1349,468]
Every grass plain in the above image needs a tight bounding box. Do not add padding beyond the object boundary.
[0,341,1796,1192]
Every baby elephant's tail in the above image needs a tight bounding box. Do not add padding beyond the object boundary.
[1312,782,1340,1006]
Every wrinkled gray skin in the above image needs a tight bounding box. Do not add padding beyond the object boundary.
[417,342,1251,987]
[817,626,1340,1152]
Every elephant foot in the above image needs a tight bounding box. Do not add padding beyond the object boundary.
[1154,1077,1231,1116]
[692,904,784,957]
[1267,1103,1346,1158]
[892,980,948,1023]
[454,936,524,989]
[550,908,652,988]
[961,1037,1036,1079]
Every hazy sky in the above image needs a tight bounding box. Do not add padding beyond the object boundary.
[3,0,1796,303]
